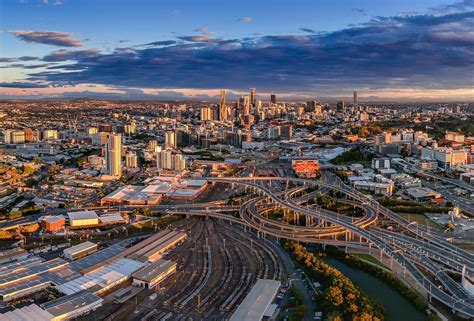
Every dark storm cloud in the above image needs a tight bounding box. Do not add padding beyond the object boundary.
[9,30,83,47]
[25,11,474,92]
[299,28,317,34]
[0,56,38,63]
[431,0,474,14]
[0,82,49,88]
[42,49,100,62]
[137,40,177,47]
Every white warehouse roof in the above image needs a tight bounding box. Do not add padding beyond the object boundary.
[63,241,97,257]
[0,304,54,321]
[67,210,99,221]
[230,279,281,321]
[56,258,144,295]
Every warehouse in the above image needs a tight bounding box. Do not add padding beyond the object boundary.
[63,241,98,261]
[56,258,144,295]
[40,215,66,233]
[0,248,28,264]
[99,214,126,225]
[132,259,177,289]
[230,279,281,321]
[128,230,187,262]
[67,210,99,228]
[0,303,55,321]
[100,185,162,205]
[42,291,103,321]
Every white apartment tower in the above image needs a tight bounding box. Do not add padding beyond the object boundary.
[106,133,122,177]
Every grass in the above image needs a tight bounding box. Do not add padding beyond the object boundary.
[399,213,441,229]
[355,254,386,268]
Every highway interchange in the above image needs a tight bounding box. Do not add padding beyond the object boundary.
[4,167,473,318]
[159,170,474,318]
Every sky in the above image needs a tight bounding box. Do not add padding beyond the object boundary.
[0,0,473,101]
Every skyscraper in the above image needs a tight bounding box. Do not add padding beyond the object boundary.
[240,95,250,115]
[250,88,257,107]
[106,133,122,177]
[125,152,138,168]
[336,101,345,113]
[270,94,276,104]
[157,149,173,170]
[165,131,177,148]
[353,91,358,107]
[201,106,213,121]
[219,90,227,121]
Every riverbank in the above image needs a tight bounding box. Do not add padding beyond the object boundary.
[284,241,385,320]
[321,246,445,321]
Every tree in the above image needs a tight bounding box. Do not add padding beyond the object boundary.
[444,221,455,231]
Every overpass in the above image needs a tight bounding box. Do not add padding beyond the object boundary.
[203,175,474,317]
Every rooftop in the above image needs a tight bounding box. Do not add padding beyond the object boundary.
[63,241,97,257]
[230,279,281,321]
[67,210,99,221]
[132,259,176,282]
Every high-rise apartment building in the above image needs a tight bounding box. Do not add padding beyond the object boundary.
[165,131,177,148]
[42,129,58,140]
[125,152,138,168]
[270,94,276,104]
[240,95,250,115]
[106,133,122,177]
[250,88,257,107]
[219,90,227,121]
[336,101,345,113]
[200,106,213,121]
[4,130,25,144]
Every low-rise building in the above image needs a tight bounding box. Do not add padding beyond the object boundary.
[40,215,66,233]
[63,241,98,261]
[132,259,177,289]
[67,210,100,228]
[404,187,442,201]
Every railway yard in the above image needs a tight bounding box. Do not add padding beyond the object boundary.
[85,217,284,321]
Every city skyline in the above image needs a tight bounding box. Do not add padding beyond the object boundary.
[1,0,473,101]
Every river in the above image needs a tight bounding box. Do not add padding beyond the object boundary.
[324,258,426,321]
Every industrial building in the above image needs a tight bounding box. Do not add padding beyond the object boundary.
[230,279,281,321]
[132,259,176,289]
[63,241,98,261]
[0,248,28,264]
[99,213,126,225]
[0,303,55,321]
[56,258,144,295]
[100,185,163,205]
[128,230,187,262]
[67,210,99,228]
[0,241,129,302]
[40,215,66,233]
[42,291,104,320]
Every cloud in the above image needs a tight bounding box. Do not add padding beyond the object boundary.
[172,9,181,17]
[431,0,474,14]
[178,35,216,43]
[0,82,49,88]
[0,56,38,63]
[9,30,83,47]
[238,17,254,22]
[42,49,100,62]
[39,0,64,5]
[137,40,177,47]
[194,27,215,36]
[16,11,474,96]
[352,8,366,14]
[299,28,316,34]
